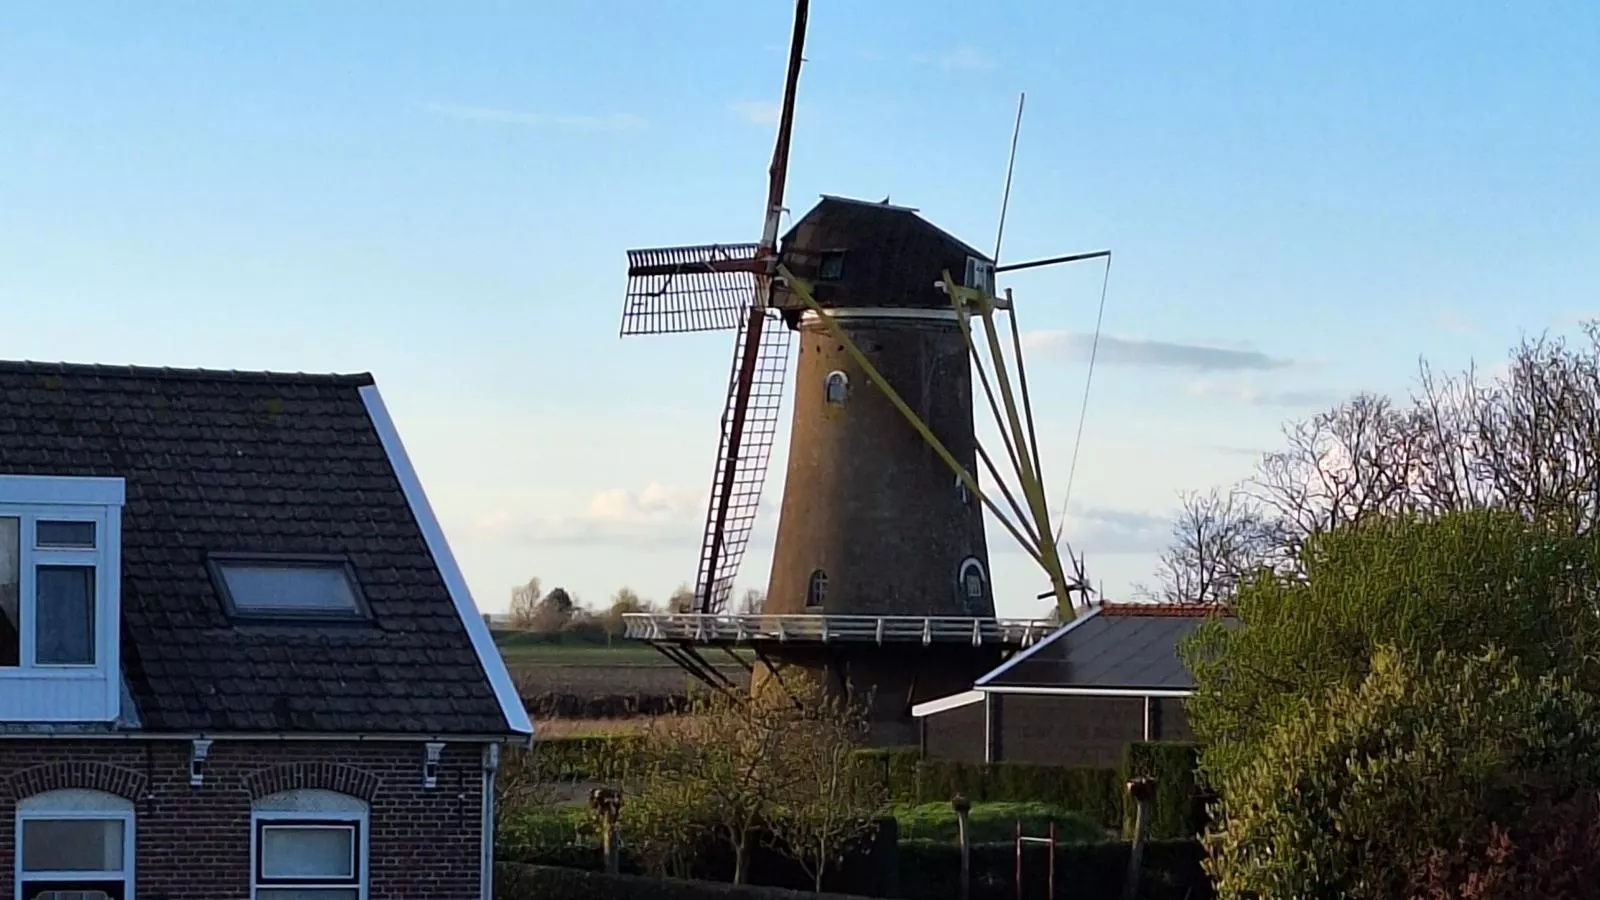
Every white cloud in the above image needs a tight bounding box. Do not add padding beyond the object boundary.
[915,45,998,71]
[1023,331,1292,372]
[989,505,1170,557]
[730,100,782,125]
[422,103,646,132]
[1183,377,1341,408]
[473,483,704,547]
[1435,311,1479,335]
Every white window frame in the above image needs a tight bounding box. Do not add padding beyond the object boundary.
[0,476,123,686]
[14,788,136,900]
[251,790,369,900]
[824,371,849,405]
[806,569,828,609]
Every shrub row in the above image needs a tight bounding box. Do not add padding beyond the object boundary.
[496,840,1210,900]
[522,691,690,719]
[851,748,1124,829]
[496,864,876,900]
[897,838,1211,900]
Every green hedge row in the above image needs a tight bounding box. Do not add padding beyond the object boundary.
[495,863,875,900]
[897,838,1210,900]
[851,748,1124,829]
[524,737,1205,839]
[496,841,1210,900]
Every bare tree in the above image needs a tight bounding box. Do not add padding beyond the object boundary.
[737,588,765,615]
[509,576,542,629]
[1152,323,1600,605]
[1143,488,1274,605]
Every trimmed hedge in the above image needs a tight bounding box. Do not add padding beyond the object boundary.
[1121,742,1204,841]
[897,839,1211,900]
[496,863,876,900]
[851,748,1123,829]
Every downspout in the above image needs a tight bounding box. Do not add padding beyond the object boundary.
[481,742,501,900]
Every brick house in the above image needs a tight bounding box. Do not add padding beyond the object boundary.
[0,360,532,900]
[911,603,1227,767]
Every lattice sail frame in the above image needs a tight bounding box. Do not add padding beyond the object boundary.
[620,243,763,336]
[694,306,792,613]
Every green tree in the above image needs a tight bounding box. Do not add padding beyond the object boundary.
[1182,509,1600,785]
[1205,645,1600,900]
[602,587,651,642]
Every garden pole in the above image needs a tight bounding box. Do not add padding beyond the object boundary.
[1123,777,1156,900]
[954,794,973,900]
[1015,819,1023,900]
[1047,821,1056,899]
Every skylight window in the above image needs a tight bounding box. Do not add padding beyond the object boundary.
[208,554,368,620]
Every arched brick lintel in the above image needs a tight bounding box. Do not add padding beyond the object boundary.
[243,762,381,802]
[0,762,148,802]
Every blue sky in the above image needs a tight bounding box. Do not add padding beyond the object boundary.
[3,2,1597,617]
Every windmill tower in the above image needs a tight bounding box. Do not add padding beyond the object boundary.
[619,0,1110,743]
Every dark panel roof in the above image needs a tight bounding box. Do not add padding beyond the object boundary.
[775,195,989,311]
[0,360,511,735]
[981,607,1225,691]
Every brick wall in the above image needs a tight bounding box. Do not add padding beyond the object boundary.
[0,738,488,900]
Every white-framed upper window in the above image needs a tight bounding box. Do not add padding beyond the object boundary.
[824,371,849,405]
[15,788,135,900]
[0,480,122,671]
[208,554,370,622]
[252,789,368,900]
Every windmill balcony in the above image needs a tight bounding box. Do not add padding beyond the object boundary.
[621,612,1054,648]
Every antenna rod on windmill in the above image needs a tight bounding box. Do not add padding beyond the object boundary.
[993,91,1025,264]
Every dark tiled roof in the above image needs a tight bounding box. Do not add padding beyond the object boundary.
[0,360,512,735]
[980,605,1231,692]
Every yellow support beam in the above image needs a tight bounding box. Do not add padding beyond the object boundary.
[942,272,1076,622]
[777,266,1046,569]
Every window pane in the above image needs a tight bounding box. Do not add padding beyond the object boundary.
[256,891,359,900]
[0,517,18,666]
[35,566,95,665]
[36,521,96,549]
[21,819,124,871]
[261,826,355,879]
[221,564,359,615]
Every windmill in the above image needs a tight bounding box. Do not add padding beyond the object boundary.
[620,3,1114,741]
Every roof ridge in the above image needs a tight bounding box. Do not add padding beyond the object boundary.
[0,359,376,387]
[1098,601,1233,618]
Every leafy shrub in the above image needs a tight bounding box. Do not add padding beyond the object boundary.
[1408,792,1600,899]
[1205,646,1600,900]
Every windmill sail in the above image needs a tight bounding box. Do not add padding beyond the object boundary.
[694,305,792,613]
[621,243,764,335]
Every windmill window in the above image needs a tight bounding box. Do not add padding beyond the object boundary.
[824,371,849,405]
[955,473,970,505]
[806,570,828,609]
[819,251,846,281]
[958,557,987,601]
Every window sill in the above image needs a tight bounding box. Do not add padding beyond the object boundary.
[0,666,106,680]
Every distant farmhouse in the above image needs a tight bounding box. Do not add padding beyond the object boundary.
[0,360,530,899]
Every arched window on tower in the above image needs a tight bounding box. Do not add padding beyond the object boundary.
[955,472,971,505]
[806,569,828,609]
[824,371,849,405]
[958,557,987,613]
